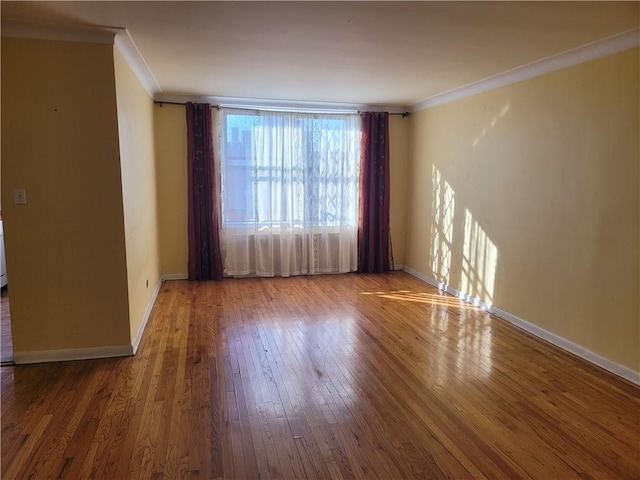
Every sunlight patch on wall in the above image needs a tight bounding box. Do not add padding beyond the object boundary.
[461,208,498,306]
[472,101,510,148]
[430,165,455,284]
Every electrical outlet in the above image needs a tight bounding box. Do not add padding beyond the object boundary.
[13,189,27,205]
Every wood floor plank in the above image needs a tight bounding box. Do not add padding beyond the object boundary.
[1,287,12,363]
[2,413,52,480]
[2,273,639,479]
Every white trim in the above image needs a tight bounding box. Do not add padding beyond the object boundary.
[403,266,460,298]
[392,263,404,271]
[155,93,408,114]
[1,18,116,44]
[1,20,161,98]
[410,28,640,111]
[114,29,161,97]
[13,345,133,365]
[131,277,163,354]
[161,273,189,281]
[489,306,640,386]
[403,267,640,386]
[12,275,166,364]
[5,19,637,115]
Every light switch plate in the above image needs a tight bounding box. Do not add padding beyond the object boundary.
[13,188,27,205]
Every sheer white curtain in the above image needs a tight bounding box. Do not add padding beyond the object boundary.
[217,109,361,277]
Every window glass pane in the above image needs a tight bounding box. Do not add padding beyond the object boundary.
[220,109,360,229]
[221,113,254,225]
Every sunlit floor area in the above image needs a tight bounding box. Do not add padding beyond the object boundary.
[1,272,638,479]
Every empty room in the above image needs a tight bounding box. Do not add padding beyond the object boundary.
[1,1,639,479]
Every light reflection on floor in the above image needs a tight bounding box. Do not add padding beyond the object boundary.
[247,285,496,419]
[361,290,480,309]
[362,289,493,380]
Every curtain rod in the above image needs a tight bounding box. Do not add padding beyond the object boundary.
[153,100,409,117]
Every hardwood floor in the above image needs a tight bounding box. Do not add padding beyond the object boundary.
[1,272,638,479]
[0,287,12,363]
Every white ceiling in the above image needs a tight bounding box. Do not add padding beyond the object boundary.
[2,1,639,107]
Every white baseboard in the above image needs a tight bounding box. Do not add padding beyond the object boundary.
[404,266,490,306]
[13,275,168,364]
[131,272,188,353]
[403,266,640,386]
[489,306,640,386]
[13,344,133,365]
[161,273,188,281]
[403,266,446,290]
[131,277,163,354]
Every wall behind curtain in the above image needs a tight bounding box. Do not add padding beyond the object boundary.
[388,115,410,268]
[113,48,161,341]
[405,48,639,371]
[155,104,189,276]
[154,107,410,276]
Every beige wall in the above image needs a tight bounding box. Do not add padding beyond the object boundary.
[154,104,188,275]
[153,107,411,275]
[1,38,131,352]
[113,49,161,341]
[389,115,410,268]
[405,48,639,371]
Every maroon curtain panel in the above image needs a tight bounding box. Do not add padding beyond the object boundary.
[186,103,224,280]
[358,112,393,273]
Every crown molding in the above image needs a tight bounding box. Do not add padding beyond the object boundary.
[155,93,407,114]
[1,19,162,98]
[410,27,640,112]
[6,18,635,114]
[114,29,161,97]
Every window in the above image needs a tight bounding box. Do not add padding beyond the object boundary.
[218,108,361,276]
[219,109,361,230]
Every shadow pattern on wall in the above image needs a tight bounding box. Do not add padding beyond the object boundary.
[429,165,498,308]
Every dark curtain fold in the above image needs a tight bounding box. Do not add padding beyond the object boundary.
[358,112,393,273]
[186,102,224,280]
